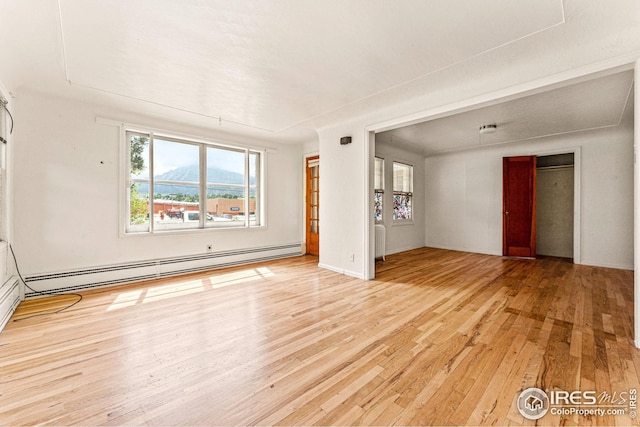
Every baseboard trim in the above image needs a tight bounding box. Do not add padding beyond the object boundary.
[424,244,501,257]
[578,260,634,271]
[24,243,302,297]
[385,245,425,256]
[425,245,634,271]
[317,263,365,280]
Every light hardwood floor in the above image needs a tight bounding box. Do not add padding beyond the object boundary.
[0,248,638,426]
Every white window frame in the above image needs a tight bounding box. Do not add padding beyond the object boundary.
[374,156,384,224]
[121,128,266,236]
[392,161,413,223]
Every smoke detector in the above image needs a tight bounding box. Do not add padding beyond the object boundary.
[479,124,497,135]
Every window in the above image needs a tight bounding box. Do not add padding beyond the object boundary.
[393,162,413,221]
[374,157,384,222]
[126,130,263,234]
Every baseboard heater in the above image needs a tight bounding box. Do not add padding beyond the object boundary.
[24,243,302,297]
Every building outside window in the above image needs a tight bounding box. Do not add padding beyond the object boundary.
[393,162,413,221]
[126,130,262,234]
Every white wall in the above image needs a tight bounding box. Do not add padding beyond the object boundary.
[317,120,366,277]
[313,58,638,279]
[375,140,425,255]
[12,89,303,289]
[0,78,14,282]
[0,78,19,332]
[303,140,319,157]
[425,125,634,270]
[0,77,16,284]
[317,97,634,278]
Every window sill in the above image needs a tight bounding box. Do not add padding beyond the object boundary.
[121,225,267,238]
[391,220,414,227]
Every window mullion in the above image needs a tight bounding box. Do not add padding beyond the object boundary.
[255,152,261,227]
[149,134,155,233]
[125,132,132,233]
[244,149,250,227]
[199,144,206,228]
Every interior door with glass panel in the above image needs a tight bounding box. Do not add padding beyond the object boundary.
[306,156,319,256]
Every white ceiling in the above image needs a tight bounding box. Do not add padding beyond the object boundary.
[0,1,638,145]
[57,0,562,132]
[377,69,635,155]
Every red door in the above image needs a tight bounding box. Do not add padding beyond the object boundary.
[503,156,536,257]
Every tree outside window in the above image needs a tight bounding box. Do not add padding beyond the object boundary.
[393,162,413,221]
[125,131,262,234]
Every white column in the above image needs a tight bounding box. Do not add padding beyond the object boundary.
[365,130,376,280]
[635,59,640,348]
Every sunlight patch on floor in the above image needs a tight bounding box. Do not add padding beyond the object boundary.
[107,267,275,311]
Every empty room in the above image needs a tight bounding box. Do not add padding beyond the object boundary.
[1,1,640,425]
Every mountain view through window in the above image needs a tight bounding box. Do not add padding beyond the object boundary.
[127,132,261,233]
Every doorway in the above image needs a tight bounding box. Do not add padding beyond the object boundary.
[503,152,578,261]
[536,154,575,259]
[305,156,319,256]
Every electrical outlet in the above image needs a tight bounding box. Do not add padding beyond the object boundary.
[206,244,213,252]
[349,253,355,262]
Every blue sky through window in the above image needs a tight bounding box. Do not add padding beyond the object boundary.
[131,136,251,179]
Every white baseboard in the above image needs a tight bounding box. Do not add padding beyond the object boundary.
[427,245,634,271]
[423,244,502,257]
[317,263,365,279]
[578,259,634,271]
[385,244,424,256]
[23,243,302,297]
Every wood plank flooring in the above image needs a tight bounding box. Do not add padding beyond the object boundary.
[0,248,638,426]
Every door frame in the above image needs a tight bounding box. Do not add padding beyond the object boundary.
[503,147,582,264]
[363,65,628,280]
[304,154,320,256]
[533,147,581,264]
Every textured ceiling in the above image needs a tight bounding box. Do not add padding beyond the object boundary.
[377,69,635,155]
[0,1,638,146]
[57,0,564,132]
